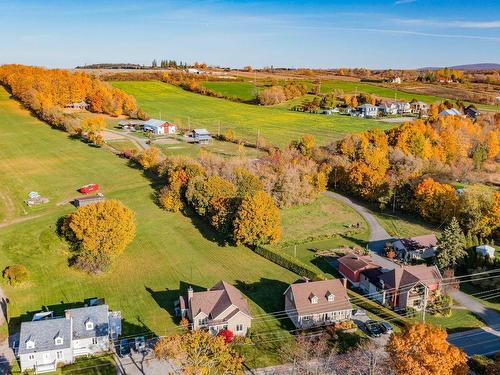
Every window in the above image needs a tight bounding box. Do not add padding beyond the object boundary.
[26,340,35,349]
[236,324,243,332]
[56,351,63,360]
[302,316,311,321]
[28,355,34,360]
[55,337,63,346]
[85,321,94,330]
[92,337,98,345]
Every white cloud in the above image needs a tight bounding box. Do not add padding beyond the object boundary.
[394,0,416,5]
[396,18,500,29]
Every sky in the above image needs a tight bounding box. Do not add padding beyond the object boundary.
[0,0,499,69]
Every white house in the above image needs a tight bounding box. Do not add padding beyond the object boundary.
[143,119,177,135]
[355,104,378,118]
[378,102,398,115]
[476,245,495,258]
[392,234,438,263]
[389,77,402,84]
[395,101,411,114]
[18,303,121,373]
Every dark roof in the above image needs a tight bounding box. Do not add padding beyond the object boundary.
[192,128,210,135]
[19,318,72,355]
[361,268,384,287]
[398,234,437,251]
[379,265,442,290]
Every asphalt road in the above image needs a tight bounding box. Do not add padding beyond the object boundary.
[448,326,500,356]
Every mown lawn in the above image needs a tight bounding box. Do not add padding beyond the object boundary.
[0,87,299,364]
[372,210,441,238]
[111,81,395,149]
[272,195,369,274]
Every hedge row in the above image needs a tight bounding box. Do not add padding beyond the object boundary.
[277,229,363,249]
[254,246,326,281]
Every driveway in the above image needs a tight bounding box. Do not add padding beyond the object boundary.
[103,129,149,151]
[323,192,396,271]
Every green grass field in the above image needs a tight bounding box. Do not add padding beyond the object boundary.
[202,81,259,102]
[0,87,299,353]
[111,81,395,149]
[373,210,442,238]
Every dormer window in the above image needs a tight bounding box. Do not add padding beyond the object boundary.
[85,320,94,330]
[55,336,63,345]
[326,291,335,302]
[26,339,35,349]
[309,293,318,304]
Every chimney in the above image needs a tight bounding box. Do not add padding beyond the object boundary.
[341,278,347,289]
[65,310,71,320]
[187,286,194,303]
[301,276,310,283]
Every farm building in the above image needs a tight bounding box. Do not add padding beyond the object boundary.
[355,104,378,118]
[439,108,462,117]
[143,119,177,135]
[189,129,212,144]
[118,120,145,130]
[65,101,89,110]
[73,194,105,208]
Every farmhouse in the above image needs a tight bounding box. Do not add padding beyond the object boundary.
[65,101,89,110]
[476,244,495,258]
[410,100,429,114]
[465,105,480,121]
[392,234,438,262]
[177,281,252,336]
[18,303,121,373]
[284,278,352,329]
[337,253,380,287]
[143,119,177,135]
[395,101,411,114]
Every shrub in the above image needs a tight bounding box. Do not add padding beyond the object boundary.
[257,86,286,105]
[217,329,235,344]
[3,265,29,285]
[158,186,183,212]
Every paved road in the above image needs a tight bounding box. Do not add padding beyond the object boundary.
[450,290,500,327]
[323,192,396,271]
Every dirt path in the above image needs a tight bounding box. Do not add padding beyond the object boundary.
[0,192,16,224]
[0,213,44,230]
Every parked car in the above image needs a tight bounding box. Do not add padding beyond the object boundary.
[134,336,146,352]
[79,183,99,194]
[380,321,393,334]
[119,339,131,357]
[353,309,367,317]
[365,320,383,338]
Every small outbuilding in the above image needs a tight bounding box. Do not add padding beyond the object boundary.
[73,194,105,208]
[190,129,212,144]
[65,101,89,110]
[476,245,495,258]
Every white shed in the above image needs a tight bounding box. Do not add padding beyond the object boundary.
[475,245,495,258]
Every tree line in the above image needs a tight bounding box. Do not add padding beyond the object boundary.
[0,64,142,133]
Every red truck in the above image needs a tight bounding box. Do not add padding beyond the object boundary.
[79,184,99,194]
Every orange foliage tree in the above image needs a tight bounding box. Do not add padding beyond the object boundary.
[387,323,467,375]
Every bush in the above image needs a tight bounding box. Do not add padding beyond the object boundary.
[3,265,29,285]
[217,329,234,344]
[158,186,183,212]
[469,355,497,375]
[257,86,286,105]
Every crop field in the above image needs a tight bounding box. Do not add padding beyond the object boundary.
[111,81,396,149]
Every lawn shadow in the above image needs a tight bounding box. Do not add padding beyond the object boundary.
[183,206,233,247]
[145,281,206,328]
[234,278,294,331]
[0,354,11,375]
[339,234,368,248]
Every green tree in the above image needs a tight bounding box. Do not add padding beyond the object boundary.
[436,217,467,269]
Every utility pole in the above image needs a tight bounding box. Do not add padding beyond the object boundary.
[159,111,162,120]
[392,188,396,213]
[188,116,191,131]
[294,245,297,258]
[257,129,260,149]
[218,120,221,137]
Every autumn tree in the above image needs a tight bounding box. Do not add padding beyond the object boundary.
[136,147,162,170]
[387,323,467,375]
[257,86,286,105]
[61,200,136,273]
[458,185,498,237]
[436,217,467,270]
[290,135,316,157]
[154,330,244,375]
[233,191,281,246]
[414,178,458,223]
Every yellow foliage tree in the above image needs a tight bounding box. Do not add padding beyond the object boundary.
[233,191,281,246]
[387,323,467,375]
[63,199,136,261]
[414,178,458,223]
[137,147,162,170]
[154,330,244,375]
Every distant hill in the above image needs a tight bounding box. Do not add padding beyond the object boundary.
[419,63,500,71]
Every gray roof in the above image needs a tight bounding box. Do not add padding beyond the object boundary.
[357,104,377,109]
[69,305,109,340]
[19,318,72,355]
[143,119,166,128]
[192,128,210,135]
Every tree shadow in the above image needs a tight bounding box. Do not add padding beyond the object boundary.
[182,206,233,247]
[0,354,11,375]
[340,234,368,248]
